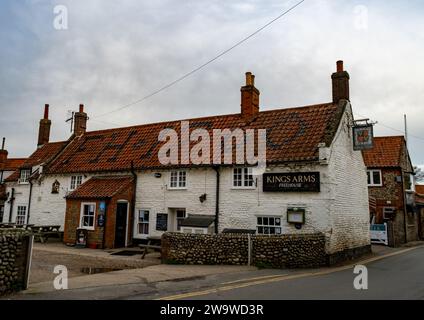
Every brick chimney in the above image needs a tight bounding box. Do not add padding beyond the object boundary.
[37,104,51,147]
[331,60,350,103]
[74,104,88,136]
[241,72,260,120]
[0,137,8,165]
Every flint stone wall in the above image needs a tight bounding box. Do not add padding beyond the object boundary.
[0,229,32,295]
[162,232,327,268]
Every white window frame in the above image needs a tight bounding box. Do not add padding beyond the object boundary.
[168,171,187,189]
[79,202,96,230]
[367,170,382,187]
[181,227,208,234]
[232,167,255,189]
[16,206,27,225]
[135,209,150,238]
[70,175,83,191]
[19,169,31,184]
[256,216,282,235]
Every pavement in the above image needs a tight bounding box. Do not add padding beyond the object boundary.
[5,242,423,300]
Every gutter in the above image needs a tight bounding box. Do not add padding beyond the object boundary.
[400,171,408,244]
[8,188,15,223]
[213,166,220,234]
[26,180,33,225]
[130,161,138,246]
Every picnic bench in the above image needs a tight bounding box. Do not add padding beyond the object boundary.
[30,225,63,243]
[138,236,162,259]
[0,223,34,230]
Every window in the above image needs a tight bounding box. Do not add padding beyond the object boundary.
[80,203,96,230]
[367,170,382,186]
[169,171,186,189]
[383,207,395,220]
[181,227,207,234]
[19,169,31,184]
[176,209,186,231]
[137,210,149,235]
[70,175,83,190]
[233,168,254,188]
[256,216,282,235]
[0,205,4,222]
[16,206,27,225]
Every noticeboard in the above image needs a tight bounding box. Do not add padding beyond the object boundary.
[75,228,88,248]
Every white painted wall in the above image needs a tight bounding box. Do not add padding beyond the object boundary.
[134,103,370,254]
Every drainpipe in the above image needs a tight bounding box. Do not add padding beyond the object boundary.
[130,161,137,244]
[401,171,408,244]
[26,180,33,225]
[213,166,220,234]
[8,188,15,223]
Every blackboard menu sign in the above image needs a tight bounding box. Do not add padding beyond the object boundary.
[156,213,168,231]
[75,228,88,248]
[263,172,320,192]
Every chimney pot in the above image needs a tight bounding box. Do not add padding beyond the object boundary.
[44,104,49,119]
[337,60,344,72]
[74,104,88,136]
[245,72,253,86]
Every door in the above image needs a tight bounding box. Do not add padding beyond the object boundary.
[115,202,128,248]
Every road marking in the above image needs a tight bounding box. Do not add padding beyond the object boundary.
[157,246,422,300]
[220,274,288,285]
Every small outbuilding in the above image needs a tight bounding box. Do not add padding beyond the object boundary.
[63,176,135,249]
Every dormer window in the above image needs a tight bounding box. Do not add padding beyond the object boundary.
[70,175,83,191]
[19,169,31,184]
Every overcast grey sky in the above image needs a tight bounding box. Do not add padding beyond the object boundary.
[0,0,423,167]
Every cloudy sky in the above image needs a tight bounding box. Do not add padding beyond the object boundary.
[1,0,423,167]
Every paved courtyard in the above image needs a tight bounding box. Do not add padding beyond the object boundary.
[30,241,161,284]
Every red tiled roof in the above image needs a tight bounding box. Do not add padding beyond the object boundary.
[48,102,345,174]
[21,141,67,169]
[362,136,405,168]
[4,141,67,182]
[66,176,134,199]
[1,158,26,171]
[416,185,424,195]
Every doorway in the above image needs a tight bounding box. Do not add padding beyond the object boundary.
[115,202,128,247]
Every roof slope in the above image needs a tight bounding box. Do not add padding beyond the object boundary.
[5,141,67,182]
[66,176,134,199]
[416,185,424,195]
[1,158,26,171]
[48,102,345,174]
[362,136,406,168]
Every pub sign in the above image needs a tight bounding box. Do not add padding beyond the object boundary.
[263,172,320,192]
[352,124,374,150]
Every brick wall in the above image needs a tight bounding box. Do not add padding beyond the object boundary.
[63,182,134,249]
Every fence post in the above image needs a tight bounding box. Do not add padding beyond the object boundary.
[24,235,34,290]
[247,234,251,266]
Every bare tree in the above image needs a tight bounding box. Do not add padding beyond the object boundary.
[414,166,424,183]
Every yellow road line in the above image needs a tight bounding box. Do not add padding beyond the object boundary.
[157,246,422,300]
[220,274,288,285]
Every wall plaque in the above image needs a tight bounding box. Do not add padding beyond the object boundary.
[263,172,320,192]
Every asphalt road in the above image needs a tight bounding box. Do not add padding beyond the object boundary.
[167,246,424,300]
